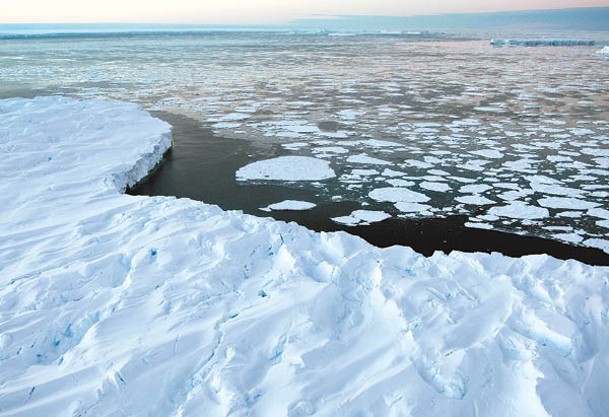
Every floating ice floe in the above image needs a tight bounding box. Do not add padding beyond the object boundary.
[489,201,550,219]
[394,202,433,214]
[538,197,600,210]
[236,156,336,181]
[420,181,451,192]
[347,153,392,165]
[331,210,391,226]
[2,97,609,417]
[369,187,431,203]
[456,195,495,205]
[261,200,316,212]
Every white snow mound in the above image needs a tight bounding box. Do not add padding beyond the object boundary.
[1,97,609,417]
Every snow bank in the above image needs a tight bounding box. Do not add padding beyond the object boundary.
[491,39,597,47]
[1,97,609,417]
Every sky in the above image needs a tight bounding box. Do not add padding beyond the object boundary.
[2,0,609,24]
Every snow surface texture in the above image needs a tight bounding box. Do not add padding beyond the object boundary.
[2,97,609,417]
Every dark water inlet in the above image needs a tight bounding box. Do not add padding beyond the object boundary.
[129,112,609,266]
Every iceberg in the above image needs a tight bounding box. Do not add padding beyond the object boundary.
[598,46,609,55]
[1,97,608,417]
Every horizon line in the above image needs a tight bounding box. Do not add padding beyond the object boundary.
[2,6,608,26]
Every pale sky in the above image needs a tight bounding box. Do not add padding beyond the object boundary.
[2,0,609,24]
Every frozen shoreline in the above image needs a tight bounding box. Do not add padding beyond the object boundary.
[1,97,608,417]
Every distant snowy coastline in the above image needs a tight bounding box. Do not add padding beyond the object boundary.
[1,97,608,416]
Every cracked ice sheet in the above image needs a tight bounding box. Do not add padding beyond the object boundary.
[2,97,609,417]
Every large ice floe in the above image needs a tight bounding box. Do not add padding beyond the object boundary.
[1,96,609,417]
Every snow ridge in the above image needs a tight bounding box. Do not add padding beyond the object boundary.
[1,97,609,417]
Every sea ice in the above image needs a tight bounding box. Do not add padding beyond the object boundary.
[394,202,433,213]
[538,197,600,210]
[470,149,504,159]
[456,195,495,205]
[236,156,336,181]
[459,184,492,194]
[331,210,391,226]
[347,154,392,166]
[369,187,431,203]
[489,202,550,219]
[261,200,316,211]
[2,97,609,417]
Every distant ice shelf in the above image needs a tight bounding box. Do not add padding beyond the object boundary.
[1,97,608,417]
[491,39,597,47]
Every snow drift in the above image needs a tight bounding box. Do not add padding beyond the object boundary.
[1,97,609,417]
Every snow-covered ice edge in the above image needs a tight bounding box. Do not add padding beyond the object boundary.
[1,97,608,417]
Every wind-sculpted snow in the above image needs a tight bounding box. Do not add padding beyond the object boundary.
[1,97,609,416]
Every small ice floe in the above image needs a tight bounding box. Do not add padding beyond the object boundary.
[347,154,392,165]
[359,139,399,148]
[338,109,365,120]
[537,197,600,210]
[236,156,336,181]
[583,238,609,253]
[597,46,609,55]
[588,208,609,219]
[459,184,492,194]
[394,202,433,214]
[489,201,549,219]
[465,222,493,230]
[219,112,250,122]
[260,200,316,212]
[369,187,430,203]
[332,210,391,226]
[282,142,308,150]
[213,122,242,129]
[420,181,451,192]
[557,211,582,218]
[553,233,584,244]
[381,168,407,177]
[387,179,416,187]
[456,195,495,205]
[312,146,349,155]
[469,149,504,159]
